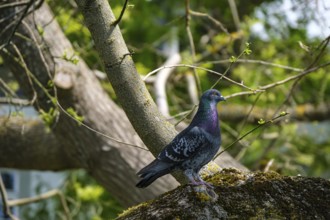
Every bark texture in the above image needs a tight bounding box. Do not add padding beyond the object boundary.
[117,169,330,220]
[0,116,78,170]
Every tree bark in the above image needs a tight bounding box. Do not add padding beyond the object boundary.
[0,116,78,170]
[117,169,330,220]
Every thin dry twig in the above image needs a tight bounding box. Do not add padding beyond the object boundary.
[143,64,258,91]
[56,103,149,151]
[7,189,71,220]
[214,112,289,160]
[189,10,229,35]
[185,0,201,96]
[227,0,241,31]
[111,0,129,26]
[0,0,34,50]
[204,59,303,72]
[259,61,330,90]
[0,97,31,106]
[0,175,19,220]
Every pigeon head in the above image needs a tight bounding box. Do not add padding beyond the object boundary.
[200,89,226,104]
[190,89,225,130]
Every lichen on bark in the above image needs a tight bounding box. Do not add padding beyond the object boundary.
[117,168,330,220]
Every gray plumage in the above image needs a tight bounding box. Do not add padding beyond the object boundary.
[136,89,225,188]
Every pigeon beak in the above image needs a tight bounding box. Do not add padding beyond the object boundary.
[219,96,226,102]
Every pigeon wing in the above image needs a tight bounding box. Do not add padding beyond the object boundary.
[158,126,210,163]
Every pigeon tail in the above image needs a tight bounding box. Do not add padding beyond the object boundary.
[136,160,172,188]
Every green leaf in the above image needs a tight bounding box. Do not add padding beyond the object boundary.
[66,107,84,125]
[258,118,265,125]
[39,107,58,127]
[229,56,237,63]
[37,25,44,36]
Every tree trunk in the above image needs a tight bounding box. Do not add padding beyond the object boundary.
[117,169,330,220]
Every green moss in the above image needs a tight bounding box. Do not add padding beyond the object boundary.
[207,168,247,187]
[195,191,212,202]
[117,201,149,218]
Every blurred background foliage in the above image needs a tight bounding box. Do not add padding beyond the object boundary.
[10,0,330,218]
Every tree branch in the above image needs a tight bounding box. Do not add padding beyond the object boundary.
[0,175,19,220]
[74,0,178,158]
[117,169,330,219]
[0,116,79,170]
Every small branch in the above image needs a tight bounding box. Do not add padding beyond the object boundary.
[143,64,259,91]
[203,59,303,72]
[111,0,129,26]
[154,29,181,117]
[0,97,31,106]
[56,103,149,151]
[7,189,71,220]
[0,79,17,97]
[214,112,289,160]
[185,0,201,97]
[0,0,34,50]
[271,35,330,117]
[0,175,19,220]
[306,35,330,69]
[0,1,31,9]
[210,48,248,89]
[227,0,241,31]
[189,10,229,35]
[259,61,330,90]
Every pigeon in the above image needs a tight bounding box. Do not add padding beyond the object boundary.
[136,89,225,188]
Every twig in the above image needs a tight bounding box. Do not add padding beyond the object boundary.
[7,189,71,220]
[0,1,31,9]
[0,175,19,220]
[211,48,248,89]
[213,112,289,160]
[189,10,229,35]
[306,35,330,69]
[271,35,330,117]
[263,159,274,172]
[56,103,149,151]
[0,97,31,106]
[0,79,18,97]
[237,92,262,134]
[0,0,34,50]
[185,0,201,97]
[143,64,259,91]
[203,59,303,72]
[111,0,129,26]
[4,47,148,152]
[174,104,198,127]
[259,61,330,90]
[227,0,241,31]
[154,30,181,117]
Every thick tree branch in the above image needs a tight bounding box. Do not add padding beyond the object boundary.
[74,0,178,157]
[118,169,330,220]
[0,116,247,172]
[0,116,79,170]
